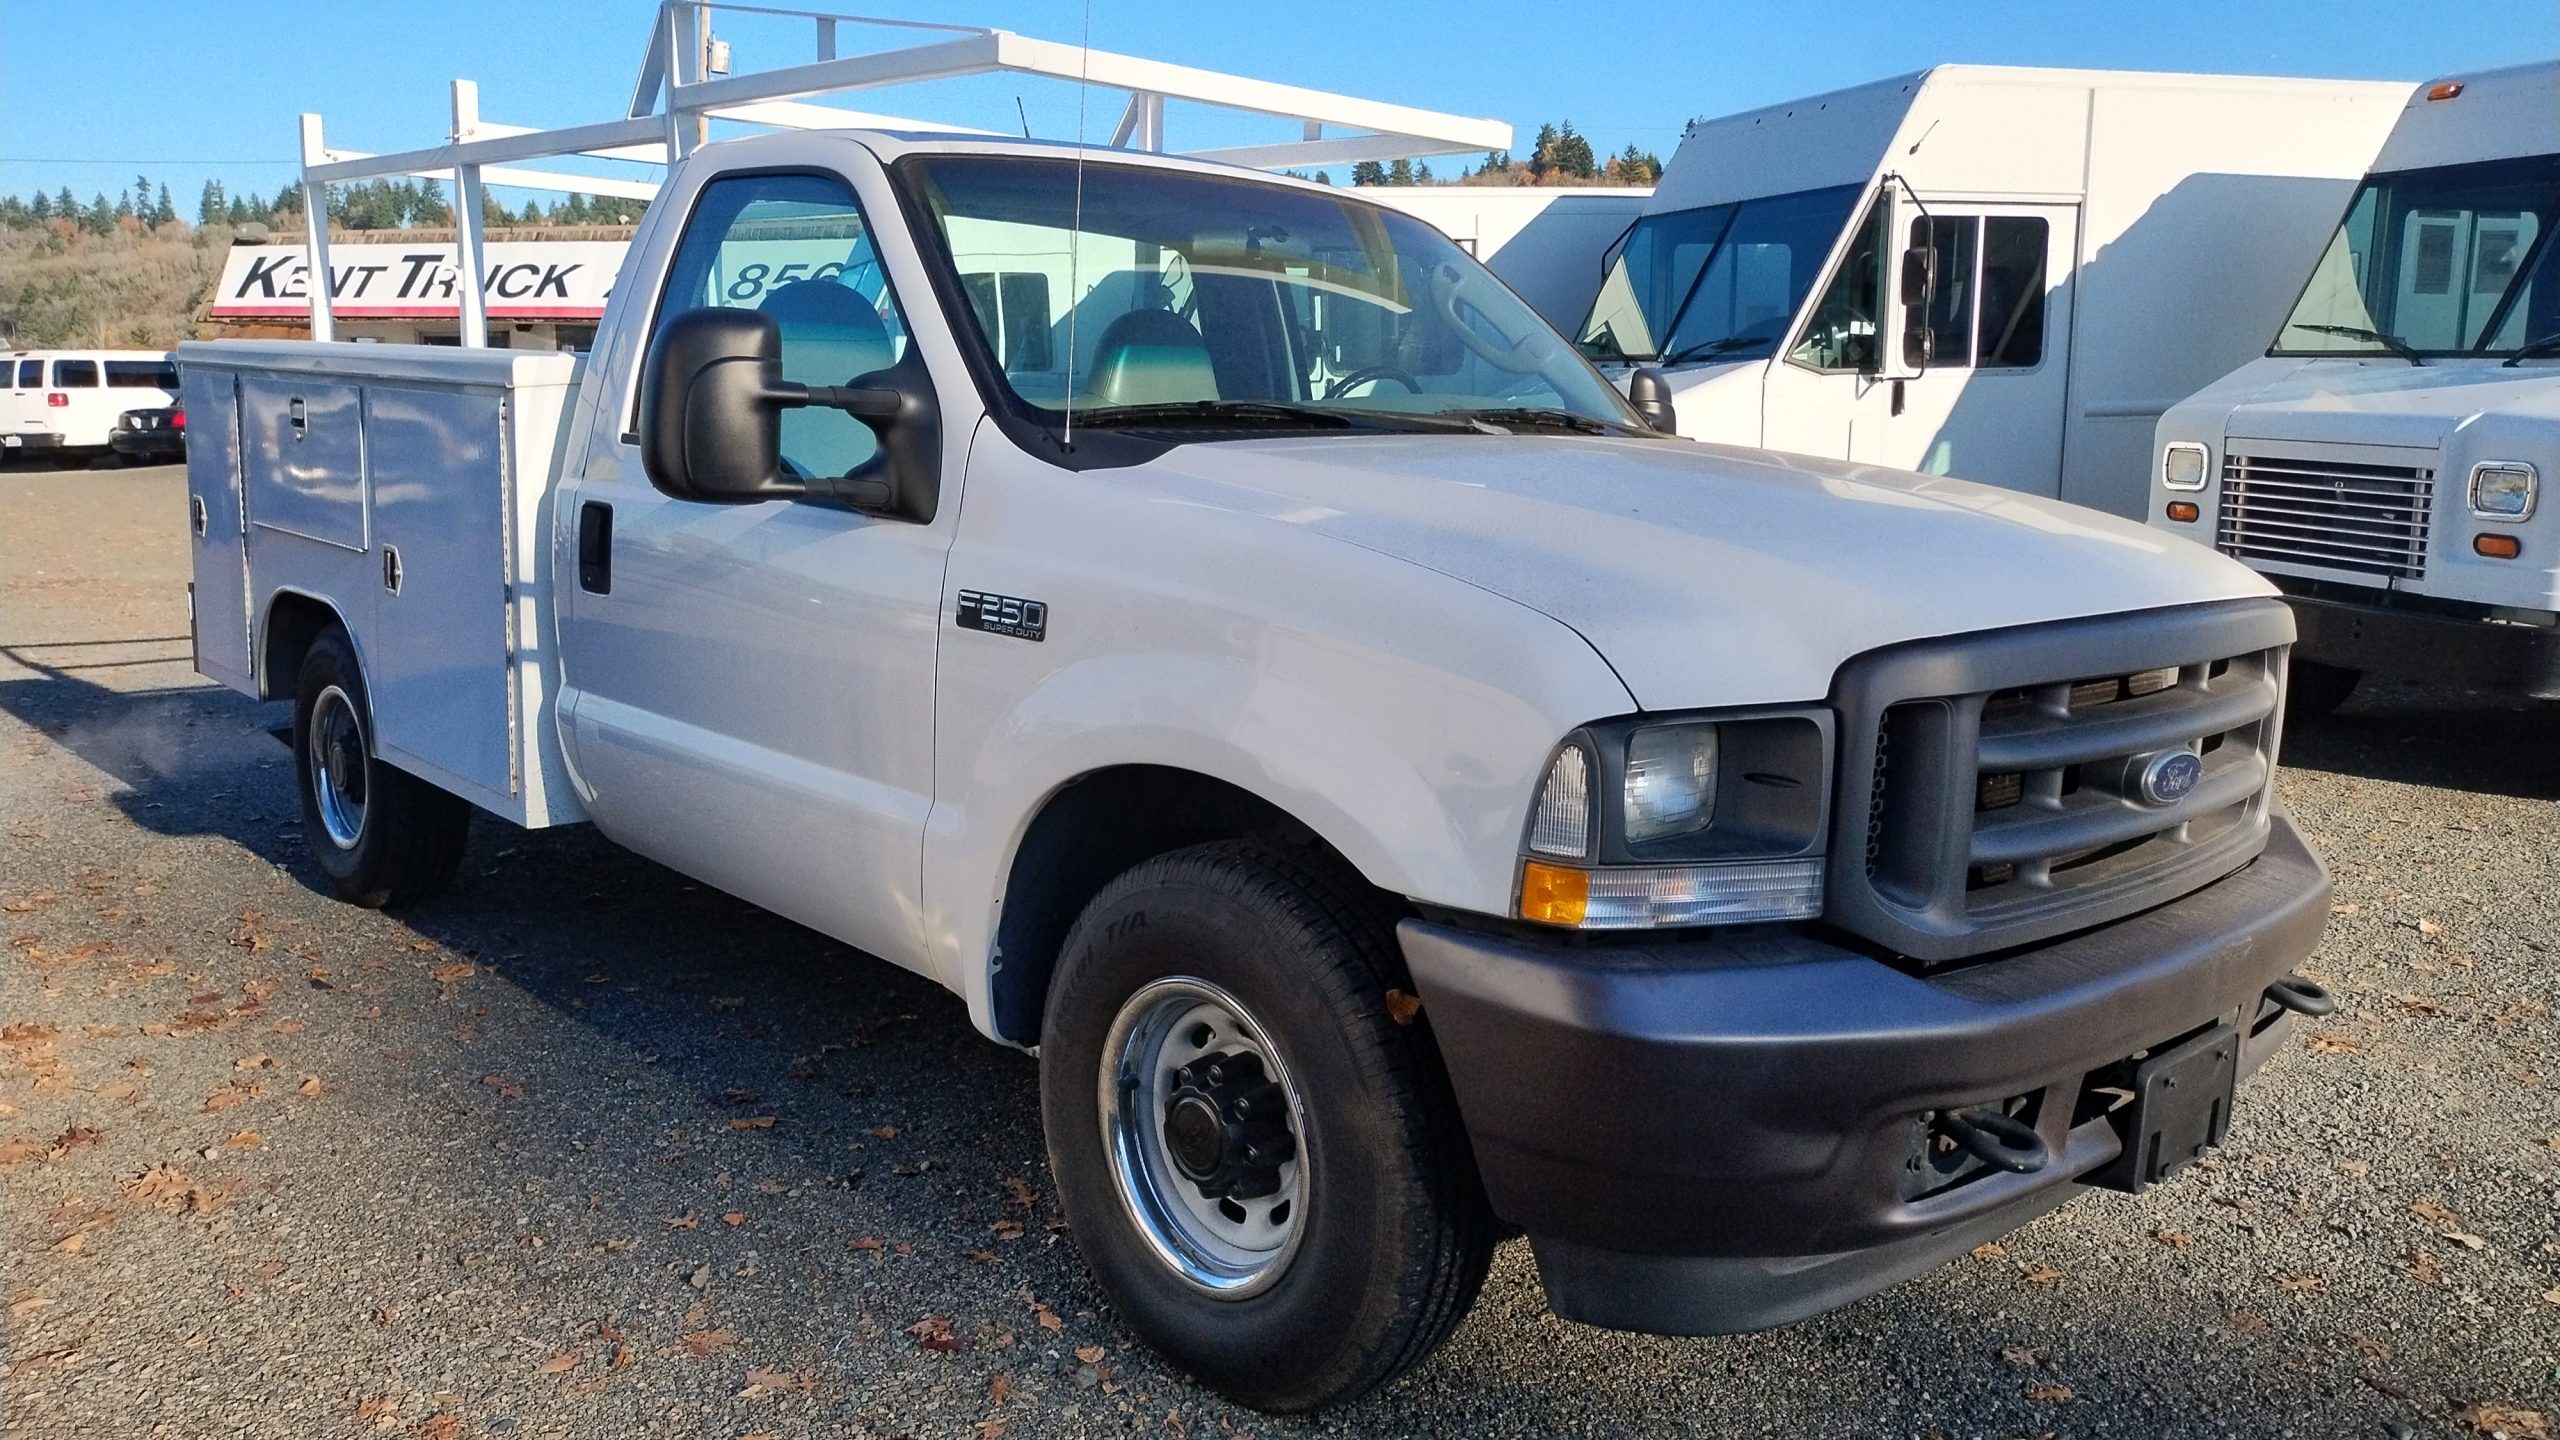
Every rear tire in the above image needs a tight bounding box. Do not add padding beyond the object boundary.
[1039,841,1493,1413]
[293,626,470,908]
[2286,659,2362,725]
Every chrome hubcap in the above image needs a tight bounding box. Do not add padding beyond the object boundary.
[1100,977,1309,1298]
[308,684,368,851]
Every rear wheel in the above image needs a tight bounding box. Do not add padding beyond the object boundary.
[1039,841,1493,1412]
[293,626,470,908]
[2286,659,2362,725]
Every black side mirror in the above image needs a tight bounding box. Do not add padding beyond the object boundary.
[1627,366,1679,434]
[638,307,939,521]
[1899,245,1937,310]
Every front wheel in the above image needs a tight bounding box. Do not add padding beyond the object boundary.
[293,626,470,907]
[1039,842,1493,1412]
[2286,658,2362,725]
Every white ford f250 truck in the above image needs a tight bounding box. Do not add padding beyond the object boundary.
[2152,61,2560,710]
[181,106,2338,1414]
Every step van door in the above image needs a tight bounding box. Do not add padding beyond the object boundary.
[181,366,255,691]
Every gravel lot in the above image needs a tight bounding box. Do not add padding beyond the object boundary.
[3,464,2554,1440]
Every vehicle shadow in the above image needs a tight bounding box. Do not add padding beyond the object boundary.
[2278,679,2559,801]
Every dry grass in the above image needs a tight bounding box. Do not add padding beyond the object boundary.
[0,224,230,349]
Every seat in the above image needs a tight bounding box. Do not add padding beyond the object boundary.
[1081,308,1218,407]
[760,280,895,478]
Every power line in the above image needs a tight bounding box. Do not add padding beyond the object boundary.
[0,157,301,166]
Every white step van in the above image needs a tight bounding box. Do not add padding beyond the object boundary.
[180,7,2338,1412]
[4,350,179,459]
[2151,62,2560,710]
[1576,67,2410,517]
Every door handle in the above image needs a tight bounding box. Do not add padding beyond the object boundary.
[578,501,613,594]
[289,396,308,439]
[382,544,403,596]
[190,494,208,536]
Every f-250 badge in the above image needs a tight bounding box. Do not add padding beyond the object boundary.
[956,590,1047,642]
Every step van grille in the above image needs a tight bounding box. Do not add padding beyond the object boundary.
[2217,452,2432,581]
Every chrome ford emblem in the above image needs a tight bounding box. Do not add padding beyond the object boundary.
[2138,749,2205,806]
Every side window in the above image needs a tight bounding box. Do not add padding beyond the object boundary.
[16,360,40,387]
[646,172,910,482]
[54,360,99,388]
[1790,196,1886,372]
[1977,218,2049,369]
[1906,217,1978,369]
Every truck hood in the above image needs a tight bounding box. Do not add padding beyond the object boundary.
[1132,433,2271,709]
[2216,357,2560,449]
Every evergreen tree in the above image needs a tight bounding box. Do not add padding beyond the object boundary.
[1417,162,1434,183]
[1483,148,1511,172]
[519,199,542,225]
[226,196,250,225]
[1315,170,1333,186]
[1551,122,1597,179]
[198,179,227,226]
[1349,160,1387,187]
[87,192,117,234]
[114,189,136,223]
[1386,158,1414,186]
[30,191,53,221]
[54,187,77,218]
[153,183,177,226]
[1526,125,1558,179]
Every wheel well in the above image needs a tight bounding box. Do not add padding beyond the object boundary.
[260,592,344,701]
[988,766,1373,1047]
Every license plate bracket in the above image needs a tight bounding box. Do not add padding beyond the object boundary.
[2085,1022,2238,1195]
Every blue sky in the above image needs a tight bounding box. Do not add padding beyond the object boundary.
[3,1,2554,211]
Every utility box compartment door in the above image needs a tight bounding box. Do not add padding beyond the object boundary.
[364,383,516,802]
[241,376,368,551]
[182,367,255,691]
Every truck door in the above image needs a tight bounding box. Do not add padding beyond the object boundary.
[555,166,950,971]
[1843,204,2077,498]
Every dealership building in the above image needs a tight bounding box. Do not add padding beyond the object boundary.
[200,229,636,350]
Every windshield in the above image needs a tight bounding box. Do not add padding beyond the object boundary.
[2274,152,2560,358]
[1577,183,1862,364]
[899,155,1643,434]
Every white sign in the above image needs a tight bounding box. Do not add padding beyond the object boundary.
[208,241,628,320]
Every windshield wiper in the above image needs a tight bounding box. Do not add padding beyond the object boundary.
[2290,322,2423,365]
[1435,406,1624,436]
[1071,400,1361,430]
[1658,335,1764,367]
[2501,332,2560,367]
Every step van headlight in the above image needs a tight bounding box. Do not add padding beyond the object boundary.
[2162,441,2210,492]
[1518,710,1832,930]
[2468,461,2537,520]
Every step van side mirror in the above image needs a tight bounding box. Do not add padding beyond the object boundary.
[1898,240,1938,370]
[1627,367,1679,434]
[638,307,940,523]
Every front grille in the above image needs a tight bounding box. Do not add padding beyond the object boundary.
[1830,602,2294,964]
[2218,452,2433,580]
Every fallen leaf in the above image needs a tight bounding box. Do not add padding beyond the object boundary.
[203,1083,260,1113]
[974,1422,1010,1440]
[1074,1345,1106,1365]
[354,1396,395,1423]
[871,1124,900,1141]
[480,1074,524,1100]
[2026,1382,2075,1403]
[1999,1345,2040,1368]
[7,1296,50,1317]
[49,1126,101,1157]
[1031,1301,1063,1332]
[1,893,56,914]
[741,1366,809,1394]
[2308,1033,2363,1055]
[427,963,475,984]
[297,1075,324,1097]
[2409,1249,2443,1285]
[235,1053,275,1070]
[2457,1403,2550,1440]
[2416,917,2442,937]
[664,1212,700,1230]
[988,1372,1015,1406]
[721,1212,748,1228]
[1970,1242,2006,1261]
[2018,1262,2063,1286]
[121,1163,193,1205]
[537,1351,579,1375]
[0,1136,46,1167]
[991,1219,1024,1239]
[963,1248,1001,1265]
[681,1327,737,1358]
[728,1116,775,1131]
[415,1415,460,1440]
[907,1314,960,1352]
[2279,1272,2325,1291]
[225,1129,262,1150]
[2413,1198,2463,1227]
[2228,1309,2271,1337]
[849,1235,885,1251]
[2156,1230,2195,1249]
[1001,1176,1037,1208]
[2442,1230,2489,1251]
[1383,988,1422,1025]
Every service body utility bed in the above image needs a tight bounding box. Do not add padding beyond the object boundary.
[183,342,585,828]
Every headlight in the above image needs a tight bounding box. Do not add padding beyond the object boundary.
[1623,723,1716,843]
[2469,461,2538,520]
[2162,441,2210,492]
[1517,709,1832,929]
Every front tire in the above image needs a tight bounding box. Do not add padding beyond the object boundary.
[2286,658,2362,725]
[1040,841,1493,1412]
[293,626,470,908]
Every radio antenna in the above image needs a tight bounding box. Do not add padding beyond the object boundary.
[1061,0,1092,448]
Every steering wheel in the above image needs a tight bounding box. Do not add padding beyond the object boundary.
[1426,260,1562,375]
[1322,364,1423,400]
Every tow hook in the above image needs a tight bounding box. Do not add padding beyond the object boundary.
[1932,1107,2052,1175]
[2263,973,2337,1017]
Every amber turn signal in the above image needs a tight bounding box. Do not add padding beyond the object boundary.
[2165,501,2200,523]
[2427,81,2466,101]
[1518,861,1590,926]
[2475,533,2522,559]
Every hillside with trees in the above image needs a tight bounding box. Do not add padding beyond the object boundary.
[1343,121,1660,188]
[0,174,649,348]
